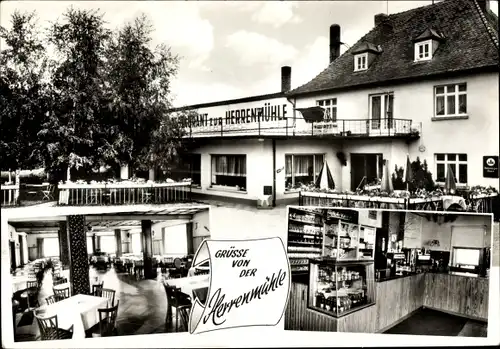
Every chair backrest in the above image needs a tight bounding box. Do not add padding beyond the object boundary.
[46,295,57,305]
[34,313,58,340]
[53,287,70,300]
[53,277,67,286]
[92,282,104,297]
[27,280,38,290]
[101,288,116,307]
[174,258,182,269]
[163,284,185,307]
[98,300,119,337]
[177,304,192,332]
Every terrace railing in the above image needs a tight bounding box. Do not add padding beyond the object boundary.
[58,182,192,206]
[1,184,19,207]
[185,118,420,138]
[299,191,498,219]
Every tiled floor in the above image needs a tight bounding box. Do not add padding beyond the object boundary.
[13,267,187,342]
[384,308,487,337]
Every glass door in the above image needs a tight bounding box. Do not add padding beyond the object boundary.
[370,93,394,131]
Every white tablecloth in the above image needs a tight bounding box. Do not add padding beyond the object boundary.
[53,282,71,292]
[11,275,35,293]
[37,294,109,339]
[166,275,209,299]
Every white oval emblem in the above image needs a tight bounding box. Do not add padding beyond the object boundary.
[486,158,496,167]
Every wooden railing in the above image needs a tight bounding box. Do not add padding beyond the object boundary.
[1,184,19,207]
[185,118,420,138]
[58,182,192,206]
[299,191,498,218]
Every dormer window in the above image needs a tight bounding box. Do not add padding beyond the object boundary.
[413,27,445,62]
[352,42,382,72]
[415,40,432,61]
[355,53,368,71]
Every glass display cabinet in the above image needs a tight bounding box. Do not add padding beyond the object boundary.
[323,213,375,260]
[308,258,375,317]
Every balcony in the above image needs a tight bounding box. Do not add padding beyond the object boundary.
[184,118,420,139]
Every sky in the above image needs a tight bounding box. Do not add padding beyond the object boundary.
[1,0,498,107]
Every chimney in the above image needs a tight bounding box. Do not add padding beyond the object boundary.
[477,0,490,13]
[281,66,291,92]
[374,13,388,27]
[329,24,341,64]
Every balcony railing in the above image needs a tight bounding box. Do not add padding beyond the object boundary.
[58,182,192,206]
[184,118,420,138]
[1,184,19,207]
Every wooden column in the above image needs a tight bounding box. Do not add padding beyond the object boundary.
[186,222,194,255]
[58,221,70,269]
[141,220,154,279]
[67,215,90,295]
[115,229,122,257]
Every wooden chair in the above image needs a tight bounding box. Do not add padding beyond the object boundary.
[34,313,73,340]
[95,300,120,337]
[46,295,57,305]
[27,280,38,290]
[163,284,192,332]
[53,277,67,286]
[53,287,70,301]
[21,281,39,309]
[177,304,191,332]
[92,282,104,297]
[101,288,116,307]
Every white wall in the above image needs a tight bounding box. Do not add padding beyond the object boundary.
[358,209,382,228]
[295,72,499,189]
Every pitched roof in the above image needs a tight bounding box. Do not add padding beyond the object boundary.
[288,0,499,97]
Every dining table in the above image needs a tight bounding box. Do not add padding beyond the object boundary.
[35,294,109,339]
[166,274,210,302]
[11,275,36,293]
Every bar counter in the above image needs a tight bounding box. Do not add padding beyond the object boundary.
[285,272,489,332]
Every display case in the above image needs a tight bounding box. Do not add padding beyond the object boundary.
[308,258,375,317]
[288,207,324,274]
[323,210,375,260]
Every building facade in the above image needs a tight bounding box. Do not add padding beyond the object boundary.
[173,0,499,207]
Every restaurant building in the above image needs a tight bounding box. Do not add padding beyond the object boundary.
[285,206,493,336]
[173,0,499,208]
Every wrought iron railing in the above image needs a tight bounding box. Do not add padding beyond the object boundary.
[185,118,420,138]
[57,182,192,206]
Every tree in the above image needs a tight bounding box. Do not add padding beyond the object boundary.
[0,11,48,171]
[392,157,436,192]
[37,7,111,181]
[104,14,183,174]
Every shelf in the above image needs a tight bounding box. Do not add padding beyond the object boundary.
[289,241,323,246]
[289,231,322,237]
[289,218,322,226]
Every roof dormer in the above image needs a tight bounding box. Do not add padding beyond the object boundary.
[413,27,445,62]
[351,42,382,72]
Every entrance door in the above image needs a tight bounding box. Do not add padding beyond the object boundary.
[351,153,384,190]
[370,93,394,131]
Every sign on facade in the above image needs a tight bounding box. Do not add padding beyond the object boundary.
[483,156,499,178]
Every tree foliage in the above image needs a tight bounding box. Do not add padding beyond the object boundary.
[0,11,48,170]
[392,157,436,192]
[0,8,187,180]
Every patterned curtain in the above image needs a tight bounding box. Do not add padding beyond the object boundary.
[213,155,246,176]
[294,155,313,176]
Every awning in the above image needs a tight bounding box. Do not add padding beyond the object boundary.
[295,106,325,123]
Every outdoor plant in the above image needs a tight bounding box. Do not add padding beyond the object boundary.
[392,157,436,192]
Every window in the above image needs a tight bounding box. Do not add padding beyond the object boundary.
[211,155,246,190]
[354,53,368,71]
[435,153,467,184]
[171,153,201,185]
[435,83,467,117]
[316,99,337,121]
[131,233,142,254]
[370,93,394,129]
[164,224,188,257]
[43,238,59,257]
[99,236,116,254]
[415,40,432,61]
[452,247,480,268]
[87,236,93,254]
[285,154,325,190]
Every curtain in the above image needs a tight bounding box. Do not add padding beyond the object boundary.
[43,238,60,257]
[372,96,381,120]
[285,155,293,178]
[99,236,116,254]
[213,155,246,176]
[294,155,313,176]
[314,155,324,177]
[37,238,44,258]
[86,237,93,254]
[164,225,188,256]
[447,95,455,115]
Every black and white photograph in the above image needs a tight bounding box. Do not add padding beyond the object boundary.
[1,0,498,347]
[285,207,493,337]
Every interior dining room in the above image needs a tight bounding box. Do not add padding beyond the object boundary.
[1,204,211,344]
